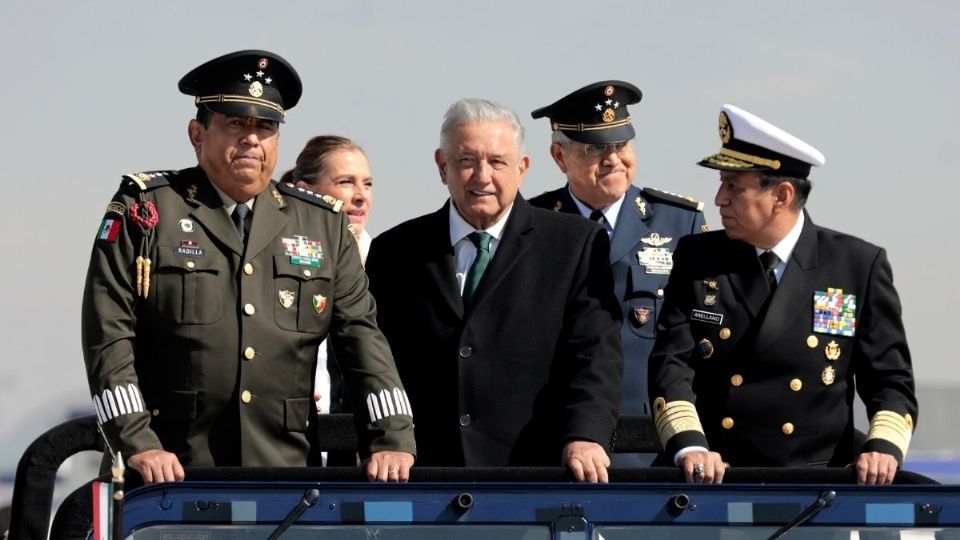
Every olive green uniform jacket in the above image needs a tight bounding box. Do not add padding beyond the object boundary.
[82,166,415,467]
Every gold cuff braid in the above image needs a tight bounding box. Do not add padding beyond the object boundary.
[866,410,914,458]
[653,397,704,445]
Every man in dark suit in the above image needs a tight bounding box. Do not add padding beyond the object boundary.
[529,81,706,467]
[365,98,623,482]
[82,50,415,483]
[650,104,917,485]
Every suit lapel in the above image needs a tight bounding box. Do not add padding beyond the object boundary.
[609,185,650,265]
[183,171,244,256]
[754,213,822,354]
[725,239,770,320]
[424,202,464,319]
[244,184,289,262]
[470,197,534,309]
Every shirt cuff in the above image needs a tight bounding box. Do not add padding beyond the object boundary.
[673,445,709,466]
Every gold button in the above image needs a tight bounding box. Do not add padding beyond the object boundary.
[244,303,256,316]
[303,269,312,277]
[151,409,160,417]
[241,390,252,403]
[719,328,731,340]
[656,288,664,298]
[782,422,794,435]
[722,417,734,429]
[789,378,803,392]
[905,414,914,430]
[243,263,254,275]
[186,261,196,269]
[730,374,743,387]
[806,335,819,348]
[243,347,256,360]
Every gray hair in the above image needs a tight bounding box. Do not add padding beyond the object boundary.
[551,129,572,146]
[439,98,526,155]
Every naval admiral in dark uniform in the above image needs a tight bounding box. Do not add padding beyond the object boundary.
[529,81,706,467]
[649,104,917,485]
[82,50,415,483]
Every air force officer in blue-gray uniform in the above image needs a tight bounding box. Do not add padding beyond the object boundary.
[529,81,707,466]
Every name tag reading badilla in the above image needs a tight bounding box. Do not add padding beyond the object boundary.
[690,309,723,325]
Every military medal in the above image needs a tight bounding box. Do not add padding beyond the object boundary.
[633,306,651,326]
[824,340,841,361]
[822,366,836,385]
[698,338,714,359]
[278,290,295,309]
[806,335,819,348]
[637,233,674,275]
[704,294,717,306]
[281,235,324,267]
[313,294,328,314]
[812,288,857,336]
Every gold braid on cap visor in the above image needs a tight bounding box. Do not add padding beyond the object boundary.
[553,117,632,132]
[714,147,781,170]
[195,94,286,117]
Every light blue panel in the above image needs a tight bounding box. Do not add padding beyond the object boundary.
[364,501,413,522]
[727,502,754,523]
[231,501,257,521]
[865,503,914,524]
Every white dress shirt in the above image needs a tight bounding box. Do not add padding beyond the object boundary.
[567,187,624,238]
[449,202,513,295]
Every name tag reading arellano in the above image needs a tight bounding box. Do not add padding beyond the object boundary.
[690,309,723,325]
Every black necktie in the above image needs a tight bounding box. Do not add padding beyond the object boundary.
[463,231,492,308]
[759,251,779,293]
[589,210,605,225]
[232,204,251,244]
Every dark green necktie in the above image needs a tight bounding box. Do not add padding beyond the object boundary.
[463,231,492,308]
[232,204,251,244]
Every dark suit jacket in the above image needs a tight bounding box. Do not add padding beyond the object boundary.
[366,196,623,466]
[650,212,917,466]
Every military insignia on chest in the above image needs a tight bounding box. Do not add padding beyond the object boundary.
[281,235,324,267]
[637,233,673,274]
[313,294,328,314]
[278,289,295,309]
[812,288,857,336]
[633,306,651,326]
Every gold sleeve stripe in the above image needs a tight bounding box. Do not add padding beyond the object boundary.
[653,398,704,445]
[866,410,914,458]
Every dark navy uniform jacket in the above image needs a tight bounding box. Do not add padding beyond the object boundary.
[650,214,917,466]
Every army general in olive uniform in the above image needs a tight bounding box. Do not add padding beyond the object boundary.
[82,50,415,483]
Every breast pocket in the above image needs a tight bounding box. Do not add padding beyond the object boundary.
[274,255,334,334]
[625,265,663,339]
[150,248,224,325]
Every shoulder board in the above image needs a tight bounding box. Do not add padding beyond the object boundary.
[120,170,177,192]
[275,181,343,213]
[642,187,704,212]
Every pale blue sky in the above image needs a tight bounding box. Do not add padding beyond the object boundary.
[1,1,957,475]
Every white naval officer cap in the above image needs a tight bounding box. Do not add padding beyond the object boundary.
[698,104,825,179]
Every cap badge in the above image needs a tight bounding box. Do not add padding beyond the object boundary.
[312,294,328,314]
[603,85,614,97]
[719,111,732,144]
[602,108,615,123]
[248,81,264,98]
[633,306,651,326]
[822,365,836,385]
[824,340,841,361]
[641,233,672,247]
[278,289,295,309]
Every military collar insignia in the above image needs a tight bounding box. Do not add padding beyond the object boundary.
[634,197,646,216]
[272,188,285,207]
[553,199,563,212]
